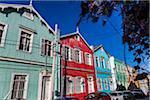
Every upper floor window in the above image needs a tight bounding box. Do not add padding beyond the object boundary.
[41,39,52,56]
[101,56,105,68]
[64,46,70,60]
[18,29,33,52]
[74,49,82,63]
[11,74,28,99]
[22,12,34,20]
[0,23,7,47]
[75,35,80,41]
[86,53,92,65]
[106,60,110,69]
[96,57,100,67]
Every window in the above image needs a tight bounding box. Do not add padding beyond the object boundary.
[18,29,33,52]
[74,49,81,63]
[75,77,85,93]
[75,35,80,41]
[106,60,110,69]
[11,74,28,99]
[22,12,34,20]
[64,46,69,60]
[41,76,51,100]
[86,53,92,65]
[88,76,95,93]
[66,76,74,94]
[41,39,52,56]
[0,23,7,47]
[101,57,105,68]
[104,79,108,90]
[97,78,102,90]
[95,57,100,67]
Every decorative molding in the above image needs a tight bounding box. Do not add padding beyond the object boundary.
[0,56,52,67]
[63,66,94,72]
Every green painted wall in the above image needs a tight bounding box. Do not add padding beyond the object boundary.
[0,8,59,100]
[114,59,128,89]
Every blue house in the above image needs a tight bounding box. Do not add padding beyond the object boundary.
[94,45,112,93]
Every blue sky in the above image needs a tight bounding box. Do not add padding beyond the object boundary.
[0,0,136,67]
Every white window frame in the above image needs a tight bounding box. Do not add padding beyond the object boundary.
[95,56,100,67]
[66,76,74,94]
[74,48,82,63]
[0,22,8,47]
[63,45,72,61]
[103,78,108,90]
[17,28,34,53]
[75,35,80,41]
[85,52,92,66]
[38,71,51,100]
[10,73,29,100]
[22,12,34,20]
[75,76,85,93]
[101,56,105,68]
[87,75,95,93]
[97,78,102,90]
[41,38,52,57]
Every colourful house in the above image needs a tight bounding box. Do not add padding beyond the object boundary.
[0,3,60,100]
[114,59,128,89]
[94,45,112,93]
[60,28,97,100]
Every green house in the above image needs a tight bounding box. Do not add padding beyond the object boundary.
[114,59,128,89]
[0,3,60,100]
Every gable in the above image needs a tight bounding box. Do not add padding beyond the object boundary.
[0,3,55,34]
[61,32,93,51]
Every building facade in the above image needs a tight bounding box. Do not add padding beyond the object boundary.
[94,45,112,93]
[114,59,128,89]
[109,56,117,91]
[60,29,97,100]
[0,3,60,100]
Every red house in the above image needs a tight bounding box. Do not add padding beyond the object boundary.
[60,28,97,99]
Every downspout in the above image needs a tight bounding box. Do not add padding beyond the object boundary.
[50,24,58,100]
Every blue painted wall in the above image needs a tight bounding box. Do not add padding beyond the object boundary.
[94,46,111,93]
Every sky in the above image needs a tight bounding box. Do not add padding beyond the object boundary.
[0,0,137,67]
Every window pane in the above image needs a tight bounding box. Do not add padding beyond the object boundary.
[41,39,51,56]
[11,75,26,99]
[19,31,31,52]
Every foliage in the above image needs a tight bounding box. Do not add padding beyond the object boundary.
[77,0,149,68]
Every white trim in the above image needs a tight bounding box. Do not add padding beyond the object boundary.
[61,32,93,51]
[22,11,34,20]
[74,48,82,63]
[95,56,100,67]
[0,3,55,34]
[37,72,42,100]
[9,73,29,99]
[37,70,52,100]
[0,22,8,47]
[85,52,92,66]
[17,28,34,53]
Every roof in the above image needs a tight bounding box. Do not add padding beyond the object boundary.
[94,44,111,57]
[0,3,55,34]
[60,29,93,51]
